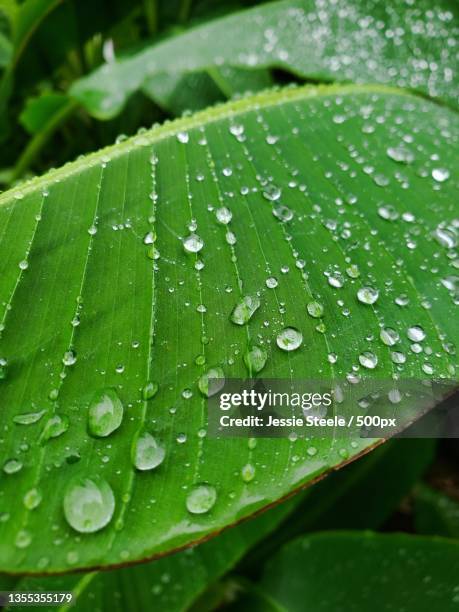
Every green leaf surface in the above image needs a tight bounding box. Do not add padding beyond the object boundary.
[19,93,70,135]
[0,84,457,574]
[414,483,459,538]
[70,0,459,119]
[8,496,300,612]
[255,532,459,612]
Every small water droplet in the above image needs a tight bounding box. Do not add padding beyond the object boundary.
[380,327,399,346]
[244,345,267,374]
[215,207,232,224]
[62,350,77,366]
[3,458,23,475]
[183,233,204,253]
[23,488,42,510]
[432,168,450,183]
[241,463,255,482]
[40,414,69,443]
[177,131,189,144]
[307,301,324,318]
[13,410,45,425]
[407,326,426,342]
[262,184,282,201]
[142,381,159,400]
[357,286,379,305]
[266,276,278,289]
[359,351,378,369]
[198,367,225,397]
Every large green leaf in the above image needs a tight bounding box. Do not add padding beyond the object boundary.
[250,532,459,611]
[71,0,459,119]
[0,84,457,574]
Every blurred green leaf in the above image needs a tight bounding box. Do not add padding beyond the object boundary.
[414,483,459,538]
[143,65,273,115]
[251,532,459,612]
[71,0,459,119]
[243,439,437,568]
[0,32,13,68]
[20,92,70,134]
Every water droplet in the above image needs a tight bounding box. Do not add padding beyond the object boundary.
[230,295,260,325]
[346,264,360,278]
[386,146,414,164]
[266,276,278,289]
[40,414,69,443]
[3,459,23,475]
[13,410,45,425]
[262,184,282,201]
[63,476,115,534]
[241,463,255,482]
[407,326,426,342]
[23,488,42,510]
[143,231,155,245]
[142,381,159,400]
[88,389,123,438]
[18,260,29,270]
[183,233,204,253]
[328,273,344,288]
[391,351,406,365]
[378,204,399,221]
[215,207,232,225]
[307,446,318,457]
[432,168,450,183]
[307,301,324,318]
[15,530,32,549]
[244,345,268,374]
[198,367,225,397]
[132,432,165,471]
[177,131,189,144]
[273,204,293,222]
[186,484,217,514]
[359,351,378,369]
[0,357,7,380]
[357,286,379,305]
[62,350,77,366]
[380,327,399,346]
[276,327,303,352]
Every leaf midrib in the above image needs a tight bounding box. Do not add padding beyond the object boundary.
[0,84,419,208]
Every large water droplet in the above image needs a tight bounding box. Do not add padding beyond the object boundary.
[230,295,260,325]
[63,476,115,534]
[431,168,450,183]
[88,389,123,438]
[262,184,282,201]
[132,432,165,471]
[276,327,303,352]
[198,367,225,397]
[186,484,217,514]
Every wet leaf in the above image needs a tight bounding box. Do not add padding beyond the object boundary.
[0,84,457,573]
